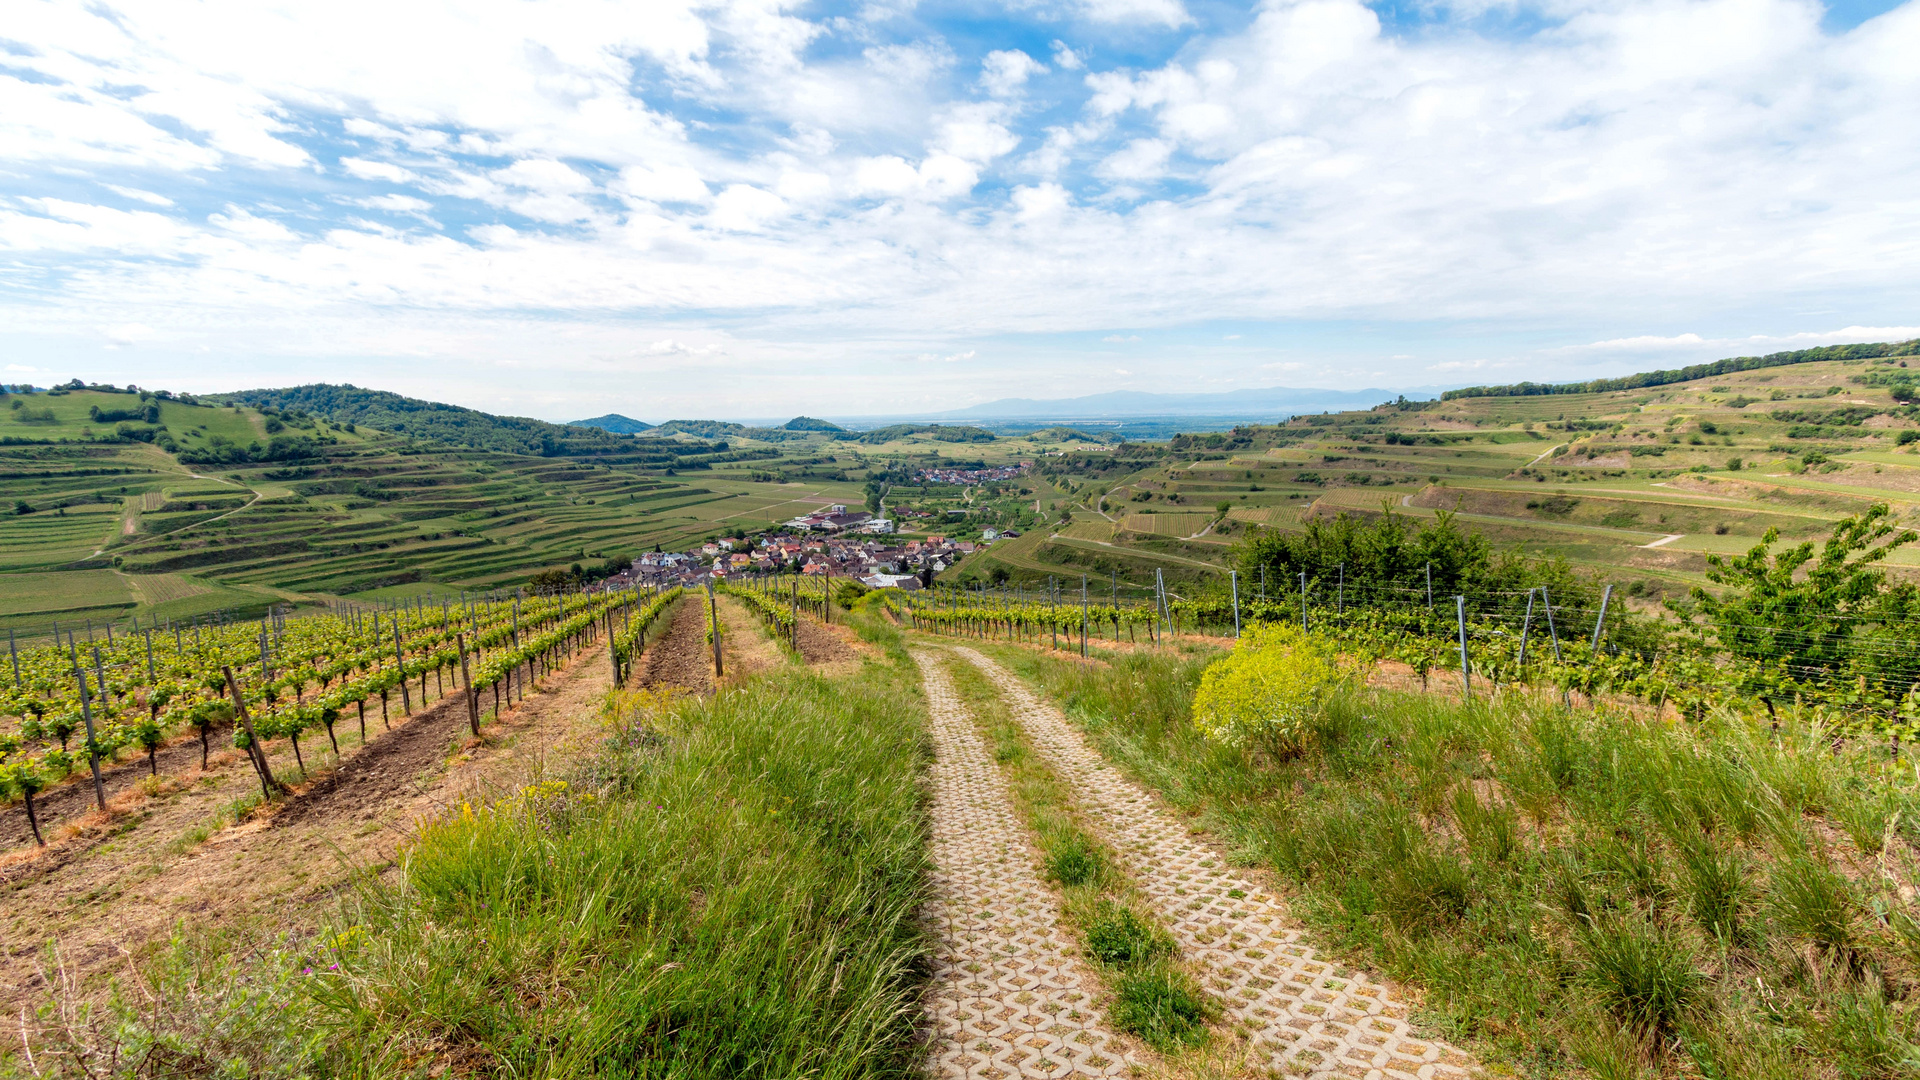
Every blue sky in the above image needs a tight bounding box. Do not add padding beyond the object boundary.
[2,0,1917,422]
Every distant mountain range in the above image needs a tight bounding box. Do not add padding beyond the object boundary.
[919,385,1441,421]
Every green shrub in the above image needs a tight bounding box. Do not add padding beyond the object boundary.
[1190,623,1338,752]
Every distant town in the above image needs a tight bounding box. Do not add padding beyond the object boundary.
[608,503,1017,591]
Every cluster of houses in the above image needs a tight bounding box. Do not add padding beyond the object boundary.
[915,463,1028,485]
[612,507,983,591]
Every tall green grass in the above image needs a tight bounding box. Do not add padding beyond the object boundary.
[988,644,1920,1078]
[12,661,931,1079]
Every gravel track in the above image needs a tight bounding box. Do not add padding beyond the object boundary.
[913,652,1131,1079]
[953,646,1478,1080]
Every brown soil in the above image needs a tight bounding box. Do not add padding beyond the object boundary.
[712,595,786,683]
[639,596,714,695]
[0,643,614,1012]
[792,611,861,670]
[0,722,240,851]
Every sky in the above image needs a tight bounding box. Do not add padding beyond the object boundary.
[2,0,1917,423]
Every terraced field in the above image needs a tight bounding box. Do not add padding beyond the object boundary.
[0,387,1091,632]
[958,342,1920,602]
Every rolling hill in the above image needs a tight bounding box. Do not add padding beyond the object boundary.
[572,413,654,433]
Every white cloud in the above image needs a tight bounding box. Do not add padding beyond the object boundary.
[1103,334,1142,343]
[1097,138,1172,179]
[354,194,435,214]
[104,186,175,207]
[0,0,1917,414]
[1079,0,1191,27]
[641,339,725,356]
[104,323,157,348]
[618,164,710,204]
[980,50,1045,97]
[709,185,788,230]
[340,157,418,183]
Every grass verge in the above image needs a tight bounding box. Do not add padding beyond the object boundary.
[986,642,1920,1079]
[9,659,931,1079]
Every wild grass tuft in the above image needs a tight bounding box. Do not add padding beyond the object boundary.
[1110,967,1212,1051]
[1084,901,1173,966]
[1045,833,1109,888]
[1571,912,1703,1038]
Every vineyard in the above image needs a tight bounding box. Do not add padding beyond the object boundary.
[0,584,683,844]
[891,511,1920,749]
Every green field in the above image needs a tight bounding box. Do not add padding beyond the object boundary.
[0,386,1096,630]
[12,344,1920,628]
[952,341,1920,604]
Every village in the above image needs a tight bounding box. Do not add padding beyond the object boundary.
[610,503,992,591]
[913,462,1027,485]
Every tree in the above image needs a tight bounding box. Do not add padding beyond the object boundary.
[1673,503,1920,690]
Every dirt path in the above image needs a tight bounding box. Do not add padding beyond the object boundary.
[953,647,1477,1080]
[639,596,713,695]
[793,610,859,669]
[912,652,1130,1079]
[713,594,785,683]
[0,643,614,1012]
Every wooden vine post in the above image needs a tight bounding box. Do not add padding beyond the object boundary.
[75,670,106,811]
[393,623,411,715]
[607,609,621,684]
[710,580,721,672]
[222,664,277,799]
[457,633,479,736]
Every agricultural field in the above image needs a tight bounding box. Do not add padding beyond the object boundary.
[8,558,1917,1079]
[957,341,1920,606]
[0,386,1089,636]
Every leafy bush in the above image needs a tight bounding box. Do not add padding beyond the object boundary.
[1191,623,1339,752]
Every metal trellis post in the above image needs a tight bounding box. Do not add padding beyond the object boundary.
[1456,595,1471,700]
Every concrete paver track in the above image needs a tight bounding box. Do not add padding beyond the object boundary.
[954,647,1477,1080]
[912,652,1132,1079]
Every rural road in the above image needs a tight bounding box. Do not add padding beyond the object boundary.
[1525,443,1567,468]
[1642,533,1685,549]
[913,652,1130,1078]
[956,647,1477,1079]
